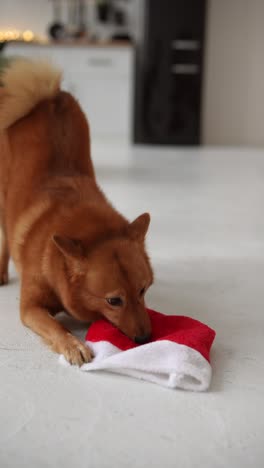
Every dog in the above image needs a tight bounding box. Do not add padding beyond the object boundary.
[0,59,153,365]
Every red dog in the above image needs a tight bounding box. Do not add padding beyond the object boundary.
[0,59,153,365]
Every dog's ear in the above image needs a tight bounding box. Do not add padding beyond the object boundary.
[129,213,150,242]
[52,235,85,259]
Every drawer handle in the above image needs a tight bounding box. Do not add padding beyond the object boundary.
[171,39,201,51]
[87,57,113,67]
[171,64,199,75]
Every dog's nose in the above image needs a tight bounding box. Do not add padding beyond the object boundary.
[134,333,151,345]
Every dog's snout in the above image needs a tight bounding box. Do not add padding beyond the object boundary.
[134,333,151,345]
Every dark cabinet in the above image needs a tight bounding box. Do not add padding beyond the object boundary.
[133,0,207,145]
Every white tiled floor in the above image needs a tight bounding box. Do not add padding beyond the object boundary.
[1,146,264,468]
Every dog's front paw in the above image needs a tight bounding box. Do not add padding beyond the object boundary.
[56,334,94,366]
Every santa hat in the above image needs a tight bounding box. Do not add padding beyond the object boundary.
[61,309,216,391]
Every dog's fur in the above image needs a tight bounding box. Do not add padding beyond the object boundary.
[0,59,153,365]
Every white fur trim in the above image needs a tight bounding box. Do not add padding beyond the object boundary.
[60,339,212,391]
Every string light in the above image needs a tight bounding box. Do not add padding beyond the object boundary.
[22,30,34,42]
[0,29,46,43]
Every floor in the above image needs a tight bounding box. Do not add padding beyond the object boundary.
[1,145,264,468]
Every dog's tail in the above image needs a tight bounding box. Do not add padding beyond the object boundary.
[0,59,62,130]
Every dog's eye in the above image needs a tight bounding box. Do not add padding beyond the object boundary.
[106,297,123,307]
[139,287,145,296]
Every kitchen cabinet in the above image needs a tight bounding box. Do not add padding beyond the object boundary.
[4,43,133,143]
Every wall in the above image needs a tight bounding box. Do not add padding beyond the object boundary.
[0,0,137,40]
[202,0,264,146]
[0,0,52,38]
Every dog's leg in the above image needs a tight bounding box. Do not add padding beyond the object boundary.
[20,279,93,365]
[0,132,10,285]
[0,211,9,286]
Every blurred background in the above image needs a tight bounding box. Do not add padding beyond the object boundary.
[1,0,263,148]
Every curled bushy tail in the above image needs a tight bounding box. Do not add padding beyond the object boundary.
[0,59,62,130]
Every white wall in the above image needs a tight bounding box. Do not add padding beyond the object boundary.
[0,0,137,40]
[0,0,53,38]
[203,0,264,146]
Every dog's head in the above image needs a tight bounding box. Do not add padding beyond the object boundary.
[53,213,153,343]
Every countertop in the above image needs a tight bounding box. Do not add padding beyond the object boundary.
[4,39,133,49]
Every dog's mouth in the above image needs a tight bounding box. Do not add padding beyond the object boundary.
[103,317,152,344]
